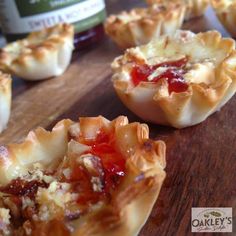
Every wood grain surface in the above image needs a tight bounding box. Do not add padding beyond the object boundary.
[0,0,235,235]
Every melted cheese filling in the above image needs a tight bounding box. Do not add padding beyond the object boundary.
[147,55,186,66]
[143,56,216,85]
[184,61,215,84]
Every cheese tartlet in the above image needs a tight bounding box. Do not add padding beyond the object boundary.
[0,116,166,235]
[147,0,209,20]
[211,0,236,38]
[104,3,185,49]
[0,24,74,81]
[0,72,11,133]
[112,30,236,128]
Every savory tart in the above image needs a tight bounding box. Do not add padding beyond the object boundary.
[104,3,185,49]
[0,23,74,81]
[0,116,166,235]
[211,0,236,38]
[0,72,11,133]
[112,30,236,128]
[146,0,209,20]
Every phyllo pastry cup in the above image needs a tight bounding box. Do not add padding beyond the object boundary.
[0,23,74,81]
[112,30,236,128]
[146,0,209,20]
[211,0,236,38]
[104,3,185,49]
[0,116,166,236]
[0,72,11,133]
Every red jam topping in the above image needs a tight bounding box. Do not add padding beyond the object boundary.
[131,57,189,93]
[90,132,125,191]
[71,131,125,205]
[0,178,48,199]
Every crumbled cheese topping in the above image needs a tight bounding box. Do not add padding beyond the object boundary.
[37,181,70,207]
[35,181,78,221]
[23,164,55,184]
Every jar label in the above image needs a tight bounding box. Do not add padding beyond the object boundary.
[0,0,106,34]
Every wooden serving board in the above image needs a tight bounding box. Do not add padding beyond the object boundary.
[0,0,235,235]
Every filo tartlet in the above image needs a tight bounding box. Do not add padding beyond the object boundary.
[0,23,74,81]
[0,72,11,133]
[112,30,236,128]
[146,0,209,20]
[104,3,185,49]
[0,116,166,235]
[211,0,236,38]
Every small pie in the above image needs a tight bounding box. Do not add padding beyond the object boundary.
[0,23,74,81]
[0,72,11,133]
[146,0,209,20]
[0,115,166,235]
[112,30,236,128]
[104,3,185,49]
[211,0,236,38]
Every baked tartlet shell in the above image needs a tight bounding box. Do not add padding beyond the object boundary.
[0,116,166,236]
[0,23,74,81]
[112,31,236,128]
[104,4,185,49]
[211,0,236,38]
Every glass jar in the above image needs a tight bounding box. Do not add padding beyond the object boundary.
[0,0,106,49]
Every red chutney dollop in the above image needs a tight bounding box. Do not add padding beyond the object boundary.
[131,57,189,93]
[70,130,126,205]
[0,178,48,199]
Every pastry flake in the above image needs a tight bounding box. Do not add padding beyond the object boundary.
[112,30,236,128]
[147,0,209,20]
[0,72,11,133]
[0,116,166,235]
[211,0,236,38]
[104,3,185,49]
[0,23,74,81]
